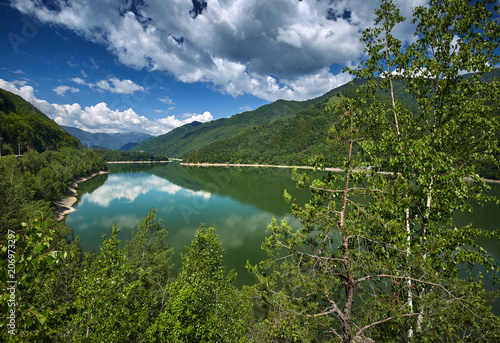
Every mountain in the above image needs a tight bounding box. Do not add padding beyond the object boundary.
[0,88,80,154]
[132,93,335,158]
[184,71,499,177]
[182,79,379,165]
[61,126,153,151]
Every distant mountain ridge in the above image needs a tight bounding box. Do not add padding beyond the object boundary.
[183,70,499,179]
[132,93,336,158]
[61,126,154,151]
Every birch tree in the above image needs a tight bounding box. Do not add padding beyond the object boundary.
[250,0,500,341]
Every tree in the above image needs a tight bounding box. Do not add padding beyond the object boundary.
[0,219,70,342]
[351,0,500,340]
[148,225,251,342]
[66,227,151,342]
[124,208,173,324]
[62,209,172,342]
[250,0,500,341]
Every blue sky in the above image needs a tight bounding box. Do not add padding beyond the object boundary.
[0,0,426,135]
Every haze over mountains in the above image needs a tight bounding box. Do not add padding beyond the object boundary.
[61,126,154,151]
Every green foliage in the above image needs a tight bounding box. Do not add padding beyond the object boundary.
[125,208,173,319]
[0,219,71,342]
[92,148,168,162]
[0,88,80,154]
[133,94,333,158]
[148,225,251,342]
[0,147,106,235]
[353,0,500,340]
[66,226,150,342]
[250,1,500,342]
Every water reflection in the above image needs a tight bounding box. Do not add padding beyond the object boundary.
[66,164,500,290]
[66,163,304,285]
[79,173,212,207]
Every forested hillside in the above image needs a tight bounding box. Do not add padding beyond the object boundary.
[0,87,108,231]
[0,89,80,154]
[0,88,109,340]
[183,78,412,165]
[132,92,336,158]
[184,71,499,178]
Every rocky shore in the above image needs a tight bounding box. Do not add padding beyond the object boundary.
[54,170,109,222]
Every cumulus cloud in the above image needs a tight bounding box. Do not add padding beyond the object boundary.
[8,0,426,102]
[95,77,145,94]
[53,85,80,96]
[72,77,86,85]
[71,76,145,94]
[0,79,211,135]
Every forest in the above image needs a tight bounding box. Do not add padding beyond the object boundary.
[91,148,168,162]
[1,0,500,342]
[182,73,500,179]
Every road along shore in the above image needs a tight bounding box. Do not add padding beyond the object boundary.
[180,162,500,184]
[180,162,344,172]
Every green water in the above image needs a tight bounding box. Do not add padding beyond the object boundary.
[66,163,500,296]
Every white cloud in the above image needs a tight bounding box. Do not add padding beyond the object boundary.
[95,77,145,94]
[72,77,86,85]
[0,79,211,135]
[53,85,80,96]
[154,111,213,131]
[72,76,145,94]
[9,0,426,102]
[158,96,174,105]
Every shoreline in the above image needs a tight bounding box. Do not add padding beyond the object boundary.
[54,170,109,222]
[107,160,170,164]
[180,162,344,173]
[181,162,500,184]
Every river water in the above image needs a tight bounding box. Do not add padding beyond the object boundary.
[66,162,500,309]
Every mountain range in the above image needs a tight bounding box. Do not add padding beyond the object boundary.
[61,126,154,151]
[134,77,411,165]
[131,93,333,158]
[1,69,498,179]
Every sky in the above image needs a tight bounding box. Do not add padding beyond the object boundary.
[0,0,427,135]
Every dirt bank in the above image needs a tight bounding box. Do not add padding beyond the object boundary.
[180,162,344,172]
[181,163,500,183]
[54,170,109,222]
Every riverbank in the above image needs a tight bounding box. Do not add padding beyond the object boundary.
[181,162,500,184]
[107,160,170,164]
[180,162,344,172]
[54,170,109,221]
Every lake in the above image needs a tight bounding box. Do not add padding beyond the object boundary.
[65,162,500,303]
[65,163,317,286]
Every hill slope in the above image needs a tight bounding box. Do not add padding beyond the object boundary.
[132,94,334,158]
[0,88,80,154]
[182,79,390,165]
[184,72,499,177]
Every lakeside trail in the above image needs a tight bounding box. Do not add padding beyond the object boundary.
[107,160,170,164]
[180,162,500,184]
[180,162,344,173]
[54,170,109,222]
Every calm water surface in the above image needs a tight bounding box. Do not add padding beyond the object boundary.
[66,163,500,299]
[66,163,317,285]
